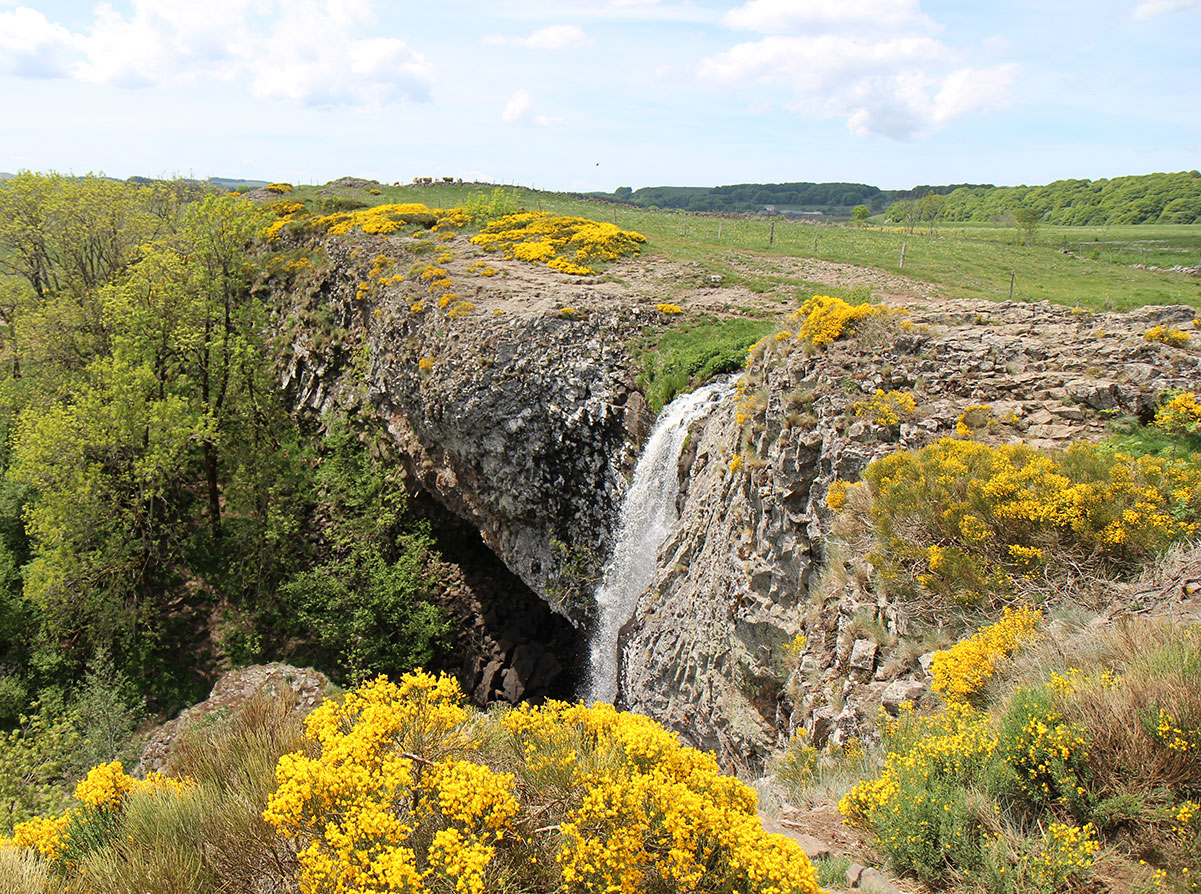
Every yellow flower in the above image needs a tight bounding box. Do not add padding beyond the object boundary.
[74,761,136,809]
[930,607,1041,702]
[853,390,917,427]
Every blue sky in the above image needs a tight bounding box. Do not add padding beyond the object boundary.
[1,0,1198,191]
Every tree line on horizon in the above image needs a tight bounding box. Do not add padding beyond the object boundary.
[604,171,1201,224]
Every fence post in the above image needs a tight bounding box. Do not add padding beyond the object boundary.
[900,242,906,269]
[769,219,775,246]
[1009,271,1015,300]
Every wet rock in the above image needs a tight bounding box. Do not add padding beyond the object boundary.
[277,238,1201,769]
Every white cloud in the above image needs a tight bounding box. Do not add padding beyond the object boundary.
[525,24,591,48]
[702,2,1016,140]
[0,0,434,109]
[501,89,563,126]
[1132,0,1201,17]
[484,24,592,49]
[502,89,534,122]
[724,0,936,34]
[507,0,714,23]
[0,7,81,77]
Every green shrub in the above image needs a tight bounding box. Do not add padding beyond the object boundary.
[811,855,852,888]
[277,419,448,682]
[996,687,1091,817]
[462,187,521,224]
[871,773,984,883]
[316,195,368,212]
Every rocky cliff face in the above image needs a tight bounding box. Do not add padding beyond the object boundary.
[272,231,1199,767]
[277,239,655,628]
[620,300,1201,769]
[273,235,656,703]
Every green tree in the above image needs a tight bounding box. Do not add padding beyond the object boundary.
[10,355,204,655]
[852,204,870,224]
[104,195,267,539]
[279,420,447,683]
[0,173,187,385]
[888,199,922,234]
[3,187,284,693]
[918,193,945,231]
[1014,206,1041,245]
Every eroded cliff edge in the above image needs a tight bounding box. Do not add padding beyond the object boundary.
[275,237,658,629]
[271,230,1200,767]
[621,299,1201,768]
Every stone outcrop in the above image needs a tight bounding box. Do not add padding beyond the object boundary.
[270,230,1200,766]
[620,300,1201,767]
[140,663,333,774]
[277,239,652,628]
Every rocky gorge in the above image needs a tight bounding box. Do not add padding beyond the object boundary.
[272,228,1201,770]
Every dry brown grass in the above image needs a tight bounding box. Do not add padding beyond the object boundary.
[1064,623,1201,795]
[0,846,64,894]
[168,691,310,894]
[69,788,212,894]
[999,616,1201,860]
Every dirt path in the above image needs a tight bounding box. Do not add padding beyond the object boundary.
[397,233,958,323]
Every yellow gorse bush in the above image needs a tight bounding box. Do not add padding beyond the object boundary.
[470,212,646,276]
[838,702,997,828]
[72,760,136,809]
[853,389,917,427]
[1145,325,1191,347]
[790,294,895,347]
[1155,391,1201,437]
[263,672,821,894]
[842,624,1200,888]
[314,203,436,236]
[502,700,821,894]
[930,606,1042,703]
[826,480,849,510]
[466,259,499,277]
[264,673,502,894]
[432,208,471,231]
[855,438,1201,603]
[2,814,71,861]
[0,761,192,866]
[955,403,993,437]
[1154,707,1201,753]
[1019,822,1099,892]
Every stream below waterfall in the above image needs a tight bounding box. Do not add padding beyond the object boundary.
[586,378,734,704]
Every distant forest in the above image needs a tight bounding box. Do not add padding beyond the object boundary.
[608,181,985,214]
[605,171,1201,225]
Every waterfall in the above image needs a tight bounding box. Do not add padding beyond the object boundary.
[587,378,733,705]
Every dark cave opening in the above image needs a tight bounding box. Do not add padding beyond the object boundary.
[411,490,584,706]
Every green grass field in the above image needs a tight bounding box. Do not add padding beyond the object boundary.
[283,182,1201,313]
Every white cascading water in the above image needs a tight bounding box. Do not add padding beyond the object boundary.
[587,378,733,704]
